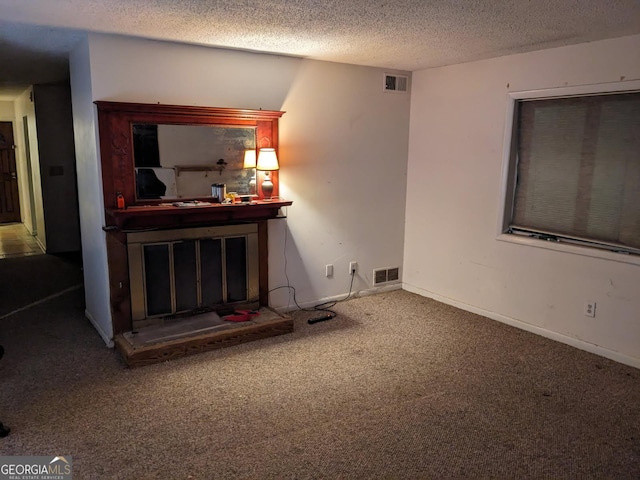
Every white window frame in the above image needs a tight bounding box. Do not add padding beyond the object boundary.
[496,80,640,266]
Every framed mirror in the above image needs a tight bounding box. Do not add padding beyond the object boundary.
[95,101,284,208]
[133,123,256,200]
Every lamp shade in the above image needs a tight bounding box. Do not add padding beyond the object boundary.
[256,148,279,171]
[243,149,257,169]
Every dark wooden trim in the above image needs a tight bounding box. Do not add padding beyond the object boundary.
[105,200,292,231]
[106,233,132,335]
[95,101,285,120]
[258,220,269,305]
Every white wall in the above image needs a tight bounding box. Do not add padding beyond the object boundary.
[405,34,640,367]
[13,88,45,243]
[75,33,410,342]
[6,86,82,252]
[69,36,113,345]
[0,101,14,120]
[275,60,410,308]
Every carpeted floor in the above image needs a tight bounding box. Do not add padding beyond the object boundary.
[0,260,638,478]
[0,252,83,318]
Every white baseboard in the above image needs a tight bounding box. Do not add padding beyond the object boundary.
[403,283,640,370]
[274,283,402,314]
[85,309,114,348]
[35,236,46,253]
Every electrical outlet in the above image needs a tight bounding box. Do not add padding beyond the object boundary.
[584,301,596,318]
[349,261,357,274]
[325,264,333,277]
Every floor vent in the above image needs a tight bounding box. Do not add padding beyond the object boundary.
[384,73,408,93]
[373,267,401,285]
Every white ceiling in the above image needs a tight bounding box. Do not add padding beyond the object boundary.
[1,0,640,99]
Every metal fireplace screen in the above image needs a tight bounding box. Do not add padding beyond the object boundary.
[127,224,259,322]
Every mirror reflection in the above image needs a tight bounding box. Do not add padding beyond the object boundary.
[133,124,256,200]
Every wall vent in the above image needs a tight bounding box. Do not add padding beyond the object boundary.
[373,267,401,286]
[384,73,408,93]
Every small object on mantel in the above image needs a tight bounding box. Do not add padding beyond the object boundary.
[116,191,126,209]
[223,310,260,322]
[171,200,212,207]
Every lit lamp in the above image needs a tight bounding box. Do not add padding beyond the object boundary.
[243,149,257,195]
[256,148,279,201]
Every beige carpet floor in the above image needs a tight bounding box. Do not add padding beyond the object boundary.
[0,285,638,479]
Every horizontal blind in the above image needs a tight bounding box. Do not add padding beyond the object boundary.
[512,92,640,251]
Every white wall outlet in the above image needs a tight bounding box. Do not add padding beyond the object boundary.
[349,261,357,274]
[584,301,596,318]
[325,264,333,277]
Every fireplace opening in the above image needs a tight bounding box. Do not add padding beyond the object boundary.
[127,224,259,329]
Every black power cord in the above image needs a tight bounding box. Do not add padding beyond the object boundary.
[274,217,356,325]
[267,269,356,325]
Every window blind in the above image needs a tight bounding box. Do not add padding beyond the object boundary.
[511,92,640,252]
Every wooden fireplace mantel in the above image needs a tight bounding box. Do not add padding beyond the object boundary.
[95,101,292,347]
[105,199,292,231]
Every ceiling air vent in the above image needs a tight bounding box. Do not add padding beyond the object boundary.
[373,267,401,286]
[384,73,408,93]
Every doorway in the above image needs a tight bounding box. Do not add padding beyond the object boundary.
[0,122,21,224]
[0,222,42,259]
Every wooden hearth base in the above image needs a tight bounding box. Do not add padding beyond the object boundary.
[114,308,293,368]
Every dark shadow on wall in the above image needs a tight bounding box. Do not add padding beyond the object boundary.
[33,81,82,254]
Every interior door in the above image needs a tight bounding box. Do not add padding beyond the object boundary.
[0,122,21,224]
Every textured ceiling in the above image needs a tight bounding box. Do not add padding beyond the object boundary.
[1,0,640,97]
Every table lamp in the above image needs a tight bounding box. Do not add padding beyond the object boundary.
[256,148,279,200]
